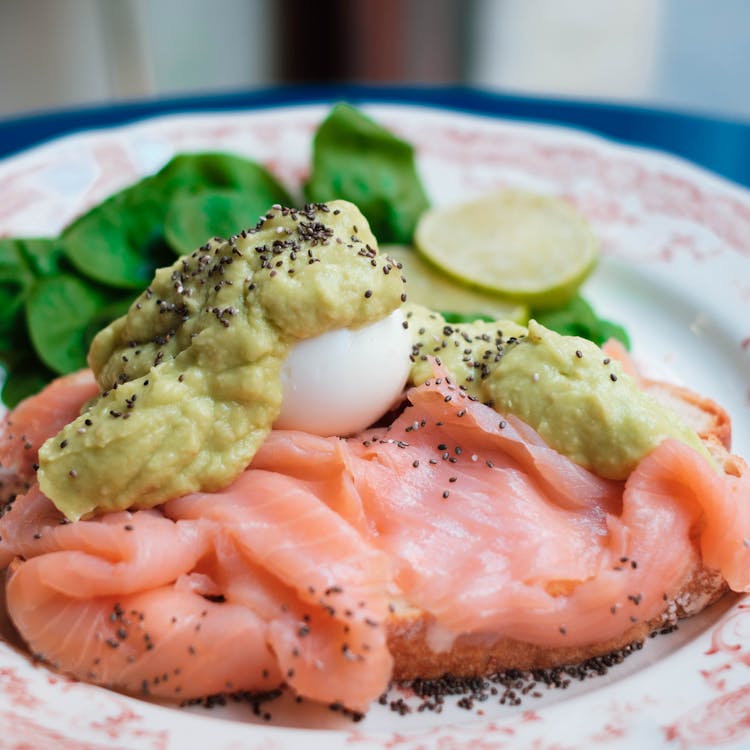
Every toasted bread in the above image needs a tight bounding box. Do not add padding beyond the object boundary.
[385,381,737,680]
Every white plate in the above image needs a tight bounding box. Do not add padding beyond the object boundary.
[1,103,749,750]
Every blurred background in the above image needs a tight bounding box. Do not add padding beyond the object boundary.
[1,0,749,121]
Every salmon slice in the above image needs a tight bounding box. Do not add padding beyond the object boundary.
[0,370,99,492]
[402,374,622,514]
[332,375,699,647]
[251,431,369,533]
[1,469,393,709]
[627,438,750,593]
[0,486,211,593]
[3,488,281,700]
[6,567,281,700]
[214,537,388,713]
[165,469,393,712]
[0,486,59,569]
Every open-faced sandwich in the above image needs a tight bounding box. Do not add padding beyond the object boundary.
[0,200,748,715]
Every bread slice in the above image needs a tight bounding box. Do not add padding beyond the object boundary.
[385,381,737,680]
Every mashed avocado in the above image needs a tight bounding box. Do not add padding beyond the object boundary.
[38,201,404,520]
[39,199,707,520]
[407,306,706,480]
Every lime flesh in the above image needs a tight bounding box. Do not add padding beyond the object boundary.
[414,190,599,310]
[382,245,528,323]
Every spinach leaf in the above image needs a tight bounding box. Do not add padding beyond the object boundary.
[156,153,293,203]
[533,295,631,349]
[61,153,292,289]
[1,153,292,401]
[15,237,66,277]
[0,238,37,325]
[0,310,58,408]
[441,311,496,324]
[165,189,281,256]
[0,238,96,402]
[0,237,34,296]
[60,177,174,289]
[25,274,109,374]
[0,351,55,408]
[439,296,630,348]
[305,103,430,244]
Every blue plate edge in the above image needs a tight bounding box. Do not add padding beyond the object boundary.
[1,84,749,189]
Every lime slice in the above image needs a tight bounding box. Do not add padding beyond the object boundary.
[383,245,528,323]
[414,190,599,310]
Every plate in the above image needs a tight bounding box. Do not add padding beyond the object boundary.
[0,102,749,749]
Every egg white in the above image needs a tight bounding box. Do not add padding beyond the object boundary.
[274,309,412,436]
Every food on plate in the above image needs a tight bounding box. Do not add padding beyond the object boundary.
[275,309,411,435]
[415,190,599,309]
[0,103,619,414]
[533,293,630,348]
[0,104,431,408]
[408,310,708,480]
[382,245,529,324]
[0,198,748,717]
[37,200,407,521]
[0,153,297,408]
[305,103,430,245]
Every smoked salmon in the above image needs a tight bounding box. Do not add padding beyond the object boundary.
[0,367,748,712]
[0,370,98,489]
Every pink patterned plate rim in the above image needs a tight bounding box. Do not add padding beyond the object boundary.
[0,103,749,750]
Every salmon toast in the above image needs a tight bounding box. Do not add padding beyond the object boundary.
[0,362,748,712]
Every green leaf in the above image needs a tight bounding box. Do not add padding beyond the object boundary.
[61,153,292,288]
[25,274,109,374]
[60,179,174,289]
[0,238,36,320]
[156,153,293,203]
[441,311,496,324]
[305,103,430,244]
[0,352,55,408]
[15,237,66,277]
[0,238,91,403]
[164,189,288,256]
[595,319,631,350]
[533,295,631,348]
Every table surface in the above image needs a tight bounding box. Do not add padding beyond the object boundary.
[1,85,749,190]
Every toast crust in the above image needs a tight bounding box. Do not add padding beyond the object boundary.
[385,381,736,680]
[387,565,729,680]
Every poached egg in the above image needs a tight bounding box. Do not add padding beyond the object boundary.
[275,309,412,436]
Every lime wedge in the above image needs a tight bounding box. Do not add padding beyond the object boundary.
[414,190,599,310]
[383,245,528,323]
